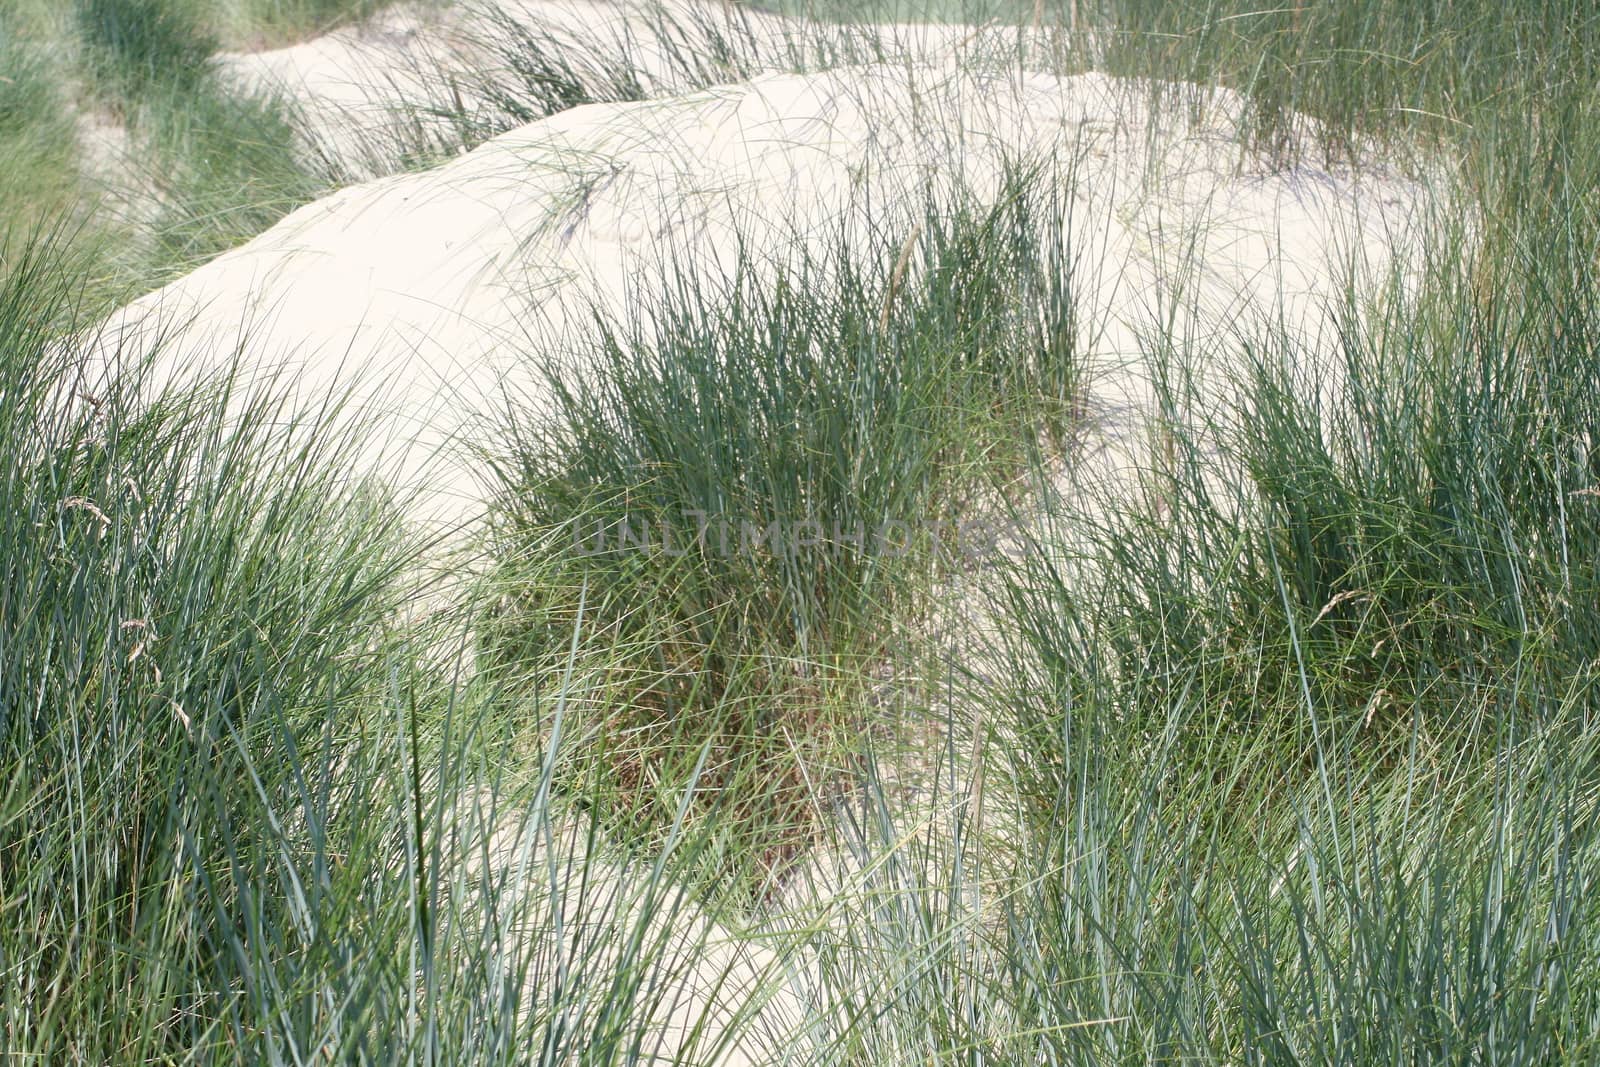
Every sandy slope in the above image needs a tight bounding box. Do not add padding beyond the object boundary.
[215,0,978,167]
[86,58,1432,533]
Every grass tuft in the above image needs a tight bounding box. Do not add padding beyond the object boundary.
[485,172,1079,886]
[74,0,217,108]
[136,83,334,273]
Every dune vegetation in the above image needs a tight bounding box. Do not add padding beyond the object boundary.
[2,0,1598,1063]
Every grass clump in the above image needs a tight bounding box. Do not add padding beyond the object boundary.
[1042,0,1600,170]
[459,2,650,129]
[0,231,404,1057]
[485,175,1078,884]
[73,0,216,108]
[950,178,1600,1060]
[137,83,334,273]
[0,231,776,1063]
[998,231,1600,831]
[0,28,66,144]
[0,24,86,235]
[66,0,340,279]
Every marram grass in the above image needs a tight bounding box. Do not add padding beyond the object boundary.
[1,0,1600,1061]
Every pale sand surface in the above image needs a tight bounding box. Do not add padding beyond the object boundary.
[88,48,1433,533]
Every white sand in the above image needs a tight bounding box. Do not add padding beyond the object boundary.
[86,56,1433,534]
[215,0,978,169]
